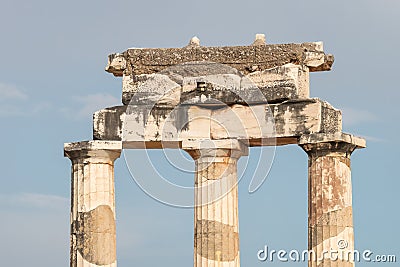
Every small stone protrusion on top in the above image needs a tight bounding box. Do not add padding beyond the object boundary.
[187,36,201,47]
[252,33,267,46]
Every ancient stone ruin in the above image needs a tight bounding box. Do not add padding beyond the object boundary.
[64,34,365,267]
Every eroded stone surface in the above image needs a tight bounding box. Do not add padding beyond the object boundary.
[243,63,310,102]
[122,73,181,106]
[93,99,341,147]
[300,141,360,267]
[121,62,310,106]
[195,220,239,262]
[299,132,366,149]
[74,205,117,265]
[105,53,127,77]
[105,41,333,77]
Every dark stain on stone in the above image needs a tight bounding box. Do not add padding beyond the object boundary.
[93,106,126,141]
[320,102,341,134]
[173,105,189,131]
[195,219,239,262]
[72,205,116,265]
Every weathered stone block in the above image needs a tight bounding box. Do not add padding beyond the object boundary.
[93,99,342,147]
[106,42,334,77]
[243,63,309,102]
[210,99,341,140]
[93,106,126,141]
[121,63,310,106]
[122,73,181,106]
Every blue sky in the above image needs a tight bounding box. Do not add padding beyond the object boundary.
[0,0,399,266]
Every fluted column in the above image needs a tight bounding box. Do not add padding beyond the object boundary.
[184,140,248,267]
[300,134,365,267]
[64,141,122,267]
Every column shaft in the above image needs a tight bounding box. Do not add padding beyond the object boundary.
[65,141,122,267]
[302,142,357,267]
[185,140,248,267]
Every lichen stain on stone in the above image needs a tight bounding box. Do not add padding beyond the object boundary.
[311,156,351,220]
[195,219,239,262]
[75,205,116,265]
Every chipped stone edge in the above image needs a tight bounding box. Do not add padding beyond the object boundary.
[106,41,334,76]
[64,140,123,157]
[298,133,366,149]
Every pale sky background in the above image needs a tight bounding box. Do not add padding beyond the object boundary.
[0,0,399,266]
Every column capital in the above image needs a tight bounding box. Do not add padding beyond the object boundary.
[299,133,366,157]
[182,139,249,160]
[64,140,122,162]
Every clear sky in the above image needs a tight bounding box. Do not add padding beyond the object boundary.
[0,0,399,266]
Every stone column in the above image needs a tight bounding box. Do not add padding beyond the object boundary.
[64,141,122,267]
[300,134,365,267]
[184,139,248,267]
